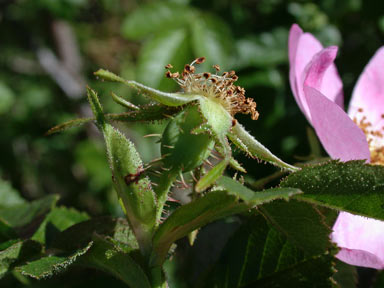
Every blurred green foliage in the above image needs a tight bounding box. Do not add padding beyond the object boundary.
[1,0,384,286]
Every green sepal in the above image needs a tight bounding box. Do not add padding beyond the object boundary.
[161,106,214,172]
[47,104,182,135]
[229,122,298,172]
[156,106,214,221]
[198,97,232,152]
[94,69,199,106]
[86,87,105,128]
[195,159,228,192]
[111,92,140,110]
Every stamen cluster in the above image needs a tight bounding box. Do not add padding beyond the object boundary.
[354,108,384,165]
[165,57,259,120]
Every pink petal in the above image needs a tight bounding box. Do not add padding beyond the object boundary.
[304,47,344,109]
[304,86,370,162]
[349,47,384,130]
[288,24,344,123]
[288,24,303,100]
[332,212,384,269]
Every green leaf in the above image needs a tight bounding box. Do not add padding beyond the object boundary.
[333,260,357,288]
[0,82,15,114]
[190,13,234,71]
[32,207,89,244]
[0,179,25,208]
[281,160,384,220]
[205,215,337,288]
[102,124,157,254]
[121,2,192,40]
[152,183,301,266]
[80,235,151,288]
[229,122,299,172]
[259,199,336,255]
[151,190,245,267]
[0,220,17,243]
[0,241,23,278]
[33,217,146,286]
[0,195,58,228]
[16,241,93,279]
[137,28,193,90]
[235,28,288,68]
[0,240,42,279]
[50,217,138,253]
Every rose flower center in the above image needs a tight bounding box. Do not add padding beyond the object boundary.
[354,108,384,165]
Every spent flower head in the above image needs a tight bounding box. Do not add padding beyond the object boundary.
[164,57,259,121]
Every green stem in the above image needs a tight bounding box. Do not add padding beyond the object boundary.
[150,266,167,288]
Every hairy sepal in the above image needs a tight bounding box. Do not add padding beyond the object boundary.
[229,122,299,172]
[94,69,199,106]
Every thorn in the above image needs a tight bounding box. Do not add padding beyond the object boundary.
[167,196,180,203]
[190,171,198,182]
[144,164,152,170]
[210,153,220,160]
[163,114,174,119]
[162,153,171,159]
[162,145,175,149]
[151,182,158,187]
[204,159,213,167]
[150,157,163,164]
[179,172,189,188]
[161,167,171,171]
[144,133,161,138]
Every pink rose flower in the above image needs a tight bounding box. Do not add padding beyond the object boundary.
[289,24,384,269]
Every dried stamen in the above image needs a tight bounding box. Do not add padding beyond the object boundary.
[164,57,259,120]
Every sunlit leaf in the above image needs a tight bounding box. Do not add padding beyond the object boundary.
[282,160,384,220]
[121,2,192,40]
